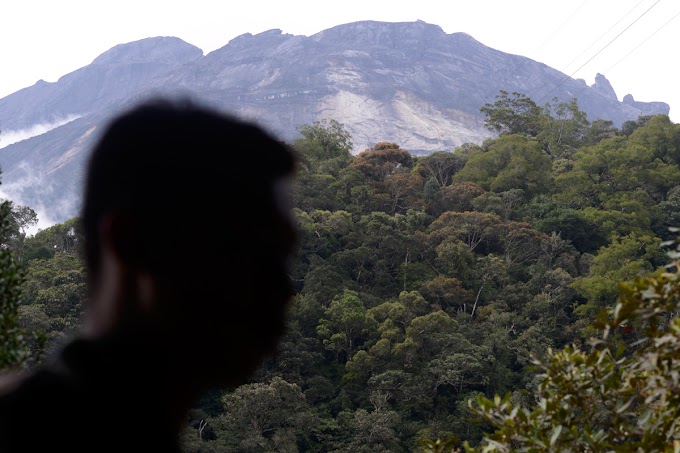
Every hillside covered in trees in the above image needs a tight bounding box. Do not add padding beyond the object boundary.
[4,92,680,451]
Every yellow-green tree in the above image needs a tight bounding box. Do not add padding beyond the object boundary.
[0,200,28,369]
[461,238,680,452]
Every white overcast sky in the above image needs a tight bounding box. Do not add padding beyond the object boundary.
[1,0,679,121]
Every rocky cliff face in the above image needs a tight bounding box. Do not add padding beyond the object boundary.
[622,94,670,117]
[0,37,202,132]
[0,20,671,223]
[592,73,618,101]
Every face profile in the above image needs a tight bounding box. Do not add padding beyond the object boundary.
[0,98,298,452]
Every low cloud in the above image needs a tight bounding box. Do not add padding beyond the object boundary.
[0,161,81,236]
[0,115,81,149]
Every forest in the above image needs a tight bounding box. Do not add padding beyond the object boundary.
[3,91,680,451]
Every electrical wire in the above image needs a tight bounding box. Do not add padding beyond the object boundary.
[553,4,680,119]
[603,7,680,74]
[477,0,590,107]
[536,0,663,105]
[528,0,647,101]
[559,0,646,76]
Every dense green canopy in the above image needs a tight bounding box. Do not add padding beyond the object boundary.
[5,94,680,452]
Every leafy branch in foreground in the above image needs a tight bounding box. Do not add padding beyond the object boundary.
[456,236,680,452]
[0,200,28,369]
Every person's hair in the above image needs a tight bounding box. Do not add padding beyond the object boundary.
[81,99,296,279]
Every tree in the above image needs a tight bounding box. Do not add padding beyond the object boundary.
[480,91,544,137]
[416,151,466,188]
[454,135,553,198]
[658,186,680,240]
[471,189,524,221]
[342,408,404,453]
[20,251,87,356]
[620,114,653,136]
[496,221,546,264]
[381,171,425,214]
[556,127,680,211]
[351,142,413,181]
[317,290,374,363]
[367,291,431,343]
[428,182,485,217]
[209,377,316,452]
[23,217,82,262]
[292,173,341,212]
[419,276,473,311]
[464,239,680,452]
[428,211,501,253]
[537,97,590,157]
[3,203,38,262]
[294,119,353,175]
[428,353,487,396]
[627,114,680,166]
[0,199,28,369]
[571,233,662,328]
[528,198,606,253]
[584,119,618,146]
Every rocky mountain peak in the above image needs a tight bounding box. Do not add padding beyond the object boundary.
[0,20,672,223]
[623,94,670,116]
[208,28,302,58]
[92,36,203,66]
[592,73,618,100]
[312,20,445,49]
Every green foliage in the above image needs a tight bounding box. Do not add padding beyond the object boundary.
[584,119,618,146]
[454,134,552,198]
[572,233,662,310]
[538,97,590,158]
[621,114,653,136]
[20,251,87,355]
[22,217,82,262]
[428,182,485,217]
[480,91,544,136]
[527,198,605,253]
[317,290,374,362]
[294,119,353,176]
[556,127,680,211]
[207,377,316,452]
[4,204,38,262]
[8,110,679,452]
[0,200,30,369]
[416,151,467,188]
[419,436,461,453]
[464,239,680,452]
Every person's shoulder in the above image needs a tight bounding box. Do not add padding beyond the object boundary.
[0,367,76,452]
[0,370,26,397]
[0,366,71,404]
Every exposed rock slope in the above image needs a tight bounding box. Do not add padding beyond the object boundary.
[0,21,670,222]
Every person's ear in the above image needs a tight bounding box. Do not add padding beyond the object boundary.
[100,213,158,315]
[83,215,158,337]
[105,211,138,264]
[83,215,128,337]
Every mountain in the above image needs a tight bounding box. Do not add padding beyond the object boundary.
[0,20,670,224]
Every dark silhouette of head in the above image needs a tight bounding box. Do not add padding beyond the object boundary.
[81,99,296,390]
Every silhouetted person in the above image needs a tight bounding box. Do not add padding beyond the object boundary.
[0,99,297,452]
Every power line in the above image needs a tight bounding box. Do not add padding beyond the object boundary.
[528,0,647,102]
[562,6,680,114]
[477,0,591,107]
[559,0,646,76]
[536,0,663,105]
[604,7,680,74]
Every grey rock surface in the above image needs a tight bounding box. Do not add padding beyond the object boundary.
[0,20,671,223]
[592,73,618,101]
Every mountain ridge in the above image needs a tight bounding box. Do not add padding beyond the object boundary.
[0,20,671,224]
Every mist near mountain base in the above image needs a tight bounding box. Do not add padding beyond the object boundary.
[0,115,81,149]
